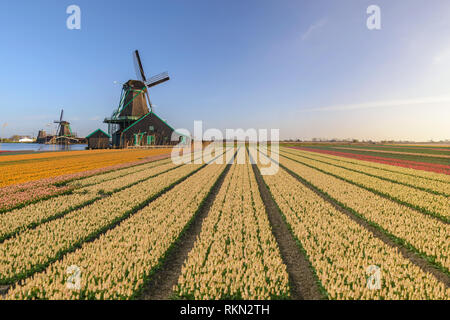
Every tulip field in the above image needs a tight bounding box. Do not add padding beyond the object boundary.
[0,149,172,212]
[175,160,289,299]
[0,145,449,300]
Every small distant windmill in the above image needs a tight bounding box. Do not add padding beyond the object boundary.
[54,109,73,137]
[51,109,78,145]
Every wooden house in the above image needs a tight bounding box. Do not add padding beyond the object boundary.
[86,129,111,149]
[116,112,184,148]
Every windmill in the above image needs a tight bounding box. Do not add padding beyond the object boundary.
[133,50,170,113]
[105,50,170,146]
[51,109,77,145]
[54,109,73,137]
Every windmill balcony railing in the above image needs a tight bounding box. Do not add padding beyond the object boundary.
[104,116,142,123]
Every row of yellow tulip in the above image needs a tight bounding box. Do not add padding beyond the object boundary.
[260,164,449,299]
[0,163,201,284]
[75,162,178,195]
[69,158,172,188]
[70,151,199,194]
[175,162,289,299]
[0,193,96,242]
[0,149,172,187]
[3,163,226,299]
[0,158,180,242]
[279,147,450,183]
[281,148,449,196]
[278,156,450,271]
[279,151,449,220]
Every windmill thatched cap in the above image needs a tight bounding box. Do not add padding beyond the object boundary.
[124,80,146,89]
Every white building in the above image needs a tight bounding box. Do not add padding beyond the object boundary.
[19,137,33,143]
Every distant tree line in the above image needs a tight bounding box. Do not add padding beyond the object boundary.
[281,138,450,144]
[0,135,35,143]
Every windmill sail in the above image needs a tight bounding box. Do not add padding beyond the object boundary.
[134,50,147,82]
[145,72,170,88]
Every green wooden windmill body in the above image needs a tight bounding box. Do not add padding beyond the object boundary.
[104,50,170,148]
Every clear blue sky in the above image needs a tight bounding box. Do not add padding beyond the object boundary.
[1,0,449,141]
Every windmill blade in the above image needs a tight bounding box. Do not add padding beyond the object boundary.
[56,123,61,137]
[145,72,170,88]
[60,109,64,122]
[133,50,147,82]
[133,53,142,81]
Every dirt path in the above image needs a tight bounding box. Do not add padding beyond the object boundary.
[0,285,9,297]
[251,164,325,300]
[139,163,232,300]
[279,162,450,288]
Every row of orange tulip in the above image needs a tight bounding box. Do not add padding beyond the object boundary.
[0,153,171,212]
[0,149,172,187]
[0,163,201,284]
[0,158,176,242]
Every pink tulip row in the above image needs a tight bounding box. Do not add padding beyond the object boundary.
[290,147,450,175]
[0,153,170,211]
